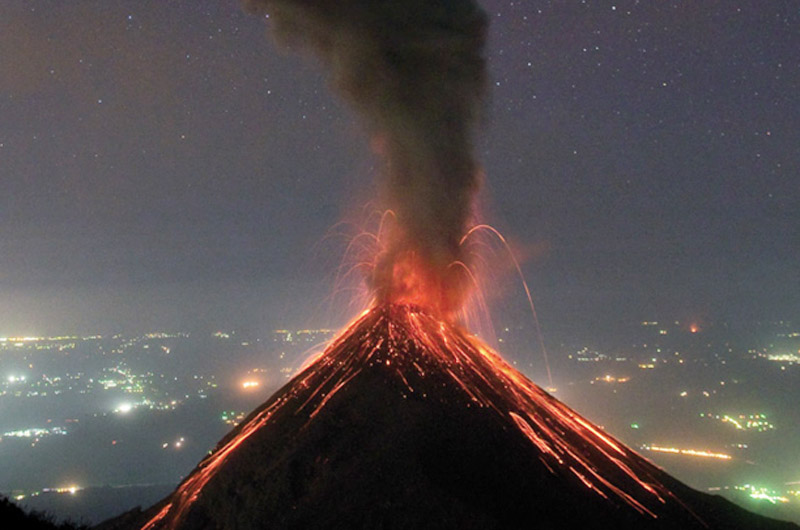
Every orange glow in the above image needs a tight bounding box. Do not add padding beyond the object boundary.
[328,215,553,389]
[140,305,702,529]
[371,248,471,318]
[241,380,260,390]
[689,324,699,333]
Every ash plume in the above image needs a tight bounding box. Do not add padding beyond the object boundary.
[245,0,488,314]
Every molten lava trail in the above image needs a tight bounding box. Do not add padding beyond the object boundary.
[141,304,701,529]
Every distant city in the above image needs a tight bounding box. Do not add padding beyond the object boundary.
[1,318,798,525]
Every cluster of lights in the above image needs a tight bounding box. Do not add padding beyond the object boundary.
[4,371,92,399]
[767,353,800,363]
[272,329,336,344]
[98,365,148,394]
[220,411,247,426]
[734,485,790,505]
[0,337,43,343]
[138,398,181,411]
[0,335,102,353]
[43,485,81,495]
[700,413,775,432]
[0,335,101,342]
[11,485,82,501]
[161,436,186,450]
[571,347,609,362]
[1,426,67,439]
[592,374,631,384]
[145,332,186,339]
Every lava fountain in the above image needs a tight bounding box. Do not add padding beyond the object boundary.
[245,0,488,316]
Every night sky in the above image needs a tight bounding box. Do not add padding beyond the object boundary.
[1,1,797,336]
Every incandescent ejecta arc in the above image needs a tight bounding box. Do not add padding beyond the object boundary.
[245,0,488,314]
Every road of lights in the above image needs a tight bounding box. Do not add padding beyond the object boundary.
[642,445,732,461]
[592,374,631,384]
[767,353,800,363]
[14,485,83,501]
[1,427,67,439]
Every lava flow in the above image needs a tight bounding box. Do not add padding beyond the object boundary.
[132,303,734,530]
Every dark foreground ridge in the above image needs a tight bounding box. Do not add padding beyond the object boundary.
[1,495,86,530]
[98,304,798,530]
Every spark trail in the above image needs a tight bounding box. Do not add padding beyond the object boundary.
[245,0,488,314]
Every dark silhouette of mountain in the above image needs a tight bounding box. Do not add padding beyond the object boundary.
[1,495,87,530]
[98,304,799,530]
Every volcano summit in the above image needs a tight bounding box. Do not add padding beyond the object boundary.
[98,304,796,530]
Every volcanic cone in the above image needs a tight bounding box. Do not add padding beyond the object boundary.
[100,304,798,530]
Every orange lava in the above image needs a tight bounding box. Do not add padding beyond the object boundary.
[370,249,470,318]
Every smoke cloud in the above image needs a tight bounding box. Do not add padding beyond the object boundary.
[246,0,488,314]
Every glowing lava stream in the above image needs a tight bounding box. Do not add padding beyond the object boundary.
[141,304,701,530]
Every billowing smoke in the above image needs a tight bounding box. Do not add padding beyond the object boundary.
[246,0,488,314]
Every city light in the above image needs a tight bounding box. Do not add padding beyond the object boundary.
[162,437,186,450]
[115,402,134,414]
[221,411,247,426]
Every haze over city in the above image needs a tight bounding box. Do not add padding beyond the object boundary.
[1,0,798,527]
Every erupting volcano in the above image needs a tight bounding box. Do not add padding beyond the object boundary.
[98,304,796,530]
[92,2,797,529]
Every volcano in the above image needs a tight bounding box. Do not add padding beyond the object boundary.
[100,304,797,530]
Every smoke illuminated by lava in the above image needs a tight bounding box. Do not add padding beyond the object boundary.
[245,0,488,315]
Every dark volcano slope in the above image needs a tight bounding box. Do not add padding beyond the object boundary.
[101,305,798,530]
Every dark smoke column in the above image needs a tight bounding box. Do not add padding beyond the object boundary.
[246,0,488,315]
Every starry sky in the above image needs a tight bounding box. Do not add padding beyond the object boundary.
[1,1,797,336]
